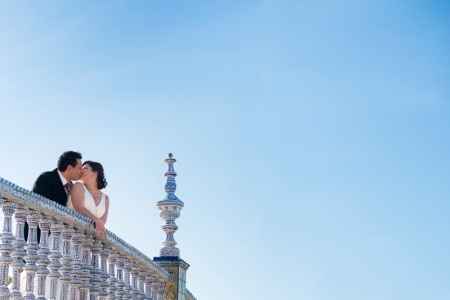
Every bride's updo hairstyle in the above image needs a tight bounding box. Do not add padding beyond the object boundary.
[83,161,108,189]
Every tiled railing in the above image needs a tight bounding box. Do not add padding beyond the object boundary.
[0,176,169,300]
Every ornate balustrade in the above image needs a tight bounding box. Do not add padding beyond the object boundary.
[0,176,170,300]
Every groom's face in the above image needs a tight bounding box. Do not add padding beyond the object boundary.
[68,159,83,181]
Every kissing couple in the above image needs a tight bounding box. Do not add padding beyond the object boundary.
[31,151,110,239]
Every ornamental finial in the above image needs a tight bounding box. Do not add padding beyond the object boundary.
[157,153,184,257]
[163,154,179,201]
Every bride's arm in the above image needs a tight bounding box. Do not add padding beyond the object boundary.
[93,195,109,239]
[70,183,100,222]
[99,195,110,225]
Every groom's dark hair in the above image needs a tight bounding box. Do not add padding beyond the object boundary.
[58,151,82,172]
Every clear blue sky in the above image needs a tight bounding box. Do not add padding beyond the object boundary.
[1,1,449,299]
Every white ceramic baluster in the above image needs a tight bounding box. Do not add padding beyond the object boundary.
[100,243,110,299]
[24,212,39,300]
[144,275,154,300]
[123,258,133,300]
[70,230,83,300]
[130,266,139,300]
[36,215,50,300]
[48,222,63,300]
[59,225,74,300]
[89,239,101,300]
[151,281,160,300]
[156,282,165,300]
[106,250,117,300]
[79,235,92,300]
[11,204,26,300]
[0,200,14,300]
[137,270,146,300]
[115,255,125,299]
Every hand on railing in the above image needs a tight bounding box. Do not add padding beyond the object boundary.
[95,219,107,240]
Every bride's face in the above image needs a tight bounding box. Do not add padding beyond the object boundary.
[81,164,97,183]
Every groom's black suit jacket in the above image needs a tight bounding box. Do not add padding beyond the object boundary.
[25,169,69,241]
[33,169,69,207]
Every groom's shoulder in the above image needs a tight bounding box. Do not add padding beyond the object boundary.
[36,169,58,181]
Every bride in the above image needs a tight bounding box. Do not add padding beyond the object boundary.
[69,161,109,239]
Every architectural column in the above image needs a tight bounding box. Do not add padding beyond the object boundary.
[36,215,50,300]
[24,212,39,300]
[48,222,63,300]
[0,200,15,300]
[11,204,26,300]
[59,225,74,300]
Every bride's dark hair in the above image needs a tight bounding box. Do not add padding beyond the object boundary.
[83,161,108,189]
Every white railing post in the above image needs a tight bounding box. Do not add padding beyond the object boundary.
[89,239,101,300]
[48,221,63,300]
[122,258,131,300]
[99,243,110,299]
[79,235,93,300]
[152,281,160,300]
[59,225,74,300]
[70,230,83,300]
[36,215,50,300]
[106,249,117,300]
[152,280,161,300]
[137,270,146,300]
[144,275,153,300]
[115,254,125,299]
[130,265,140,300]
[11,204,26,300]
[24,212,40,300]
[0,200,14,300]
[156,282,165,300]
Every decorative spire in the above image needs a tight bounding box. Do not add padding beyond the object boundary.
[157,153,184,257]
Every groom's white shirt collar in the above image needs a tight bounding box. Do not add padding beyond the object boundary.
[57,169,68,186]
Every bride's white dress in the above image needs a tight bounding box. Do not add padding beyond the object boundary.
[17,183,106,298]
[68,183,107,219]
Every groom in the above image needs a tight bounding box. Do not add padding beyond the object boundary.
[32,151,83,206]
[25,151,83,240]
